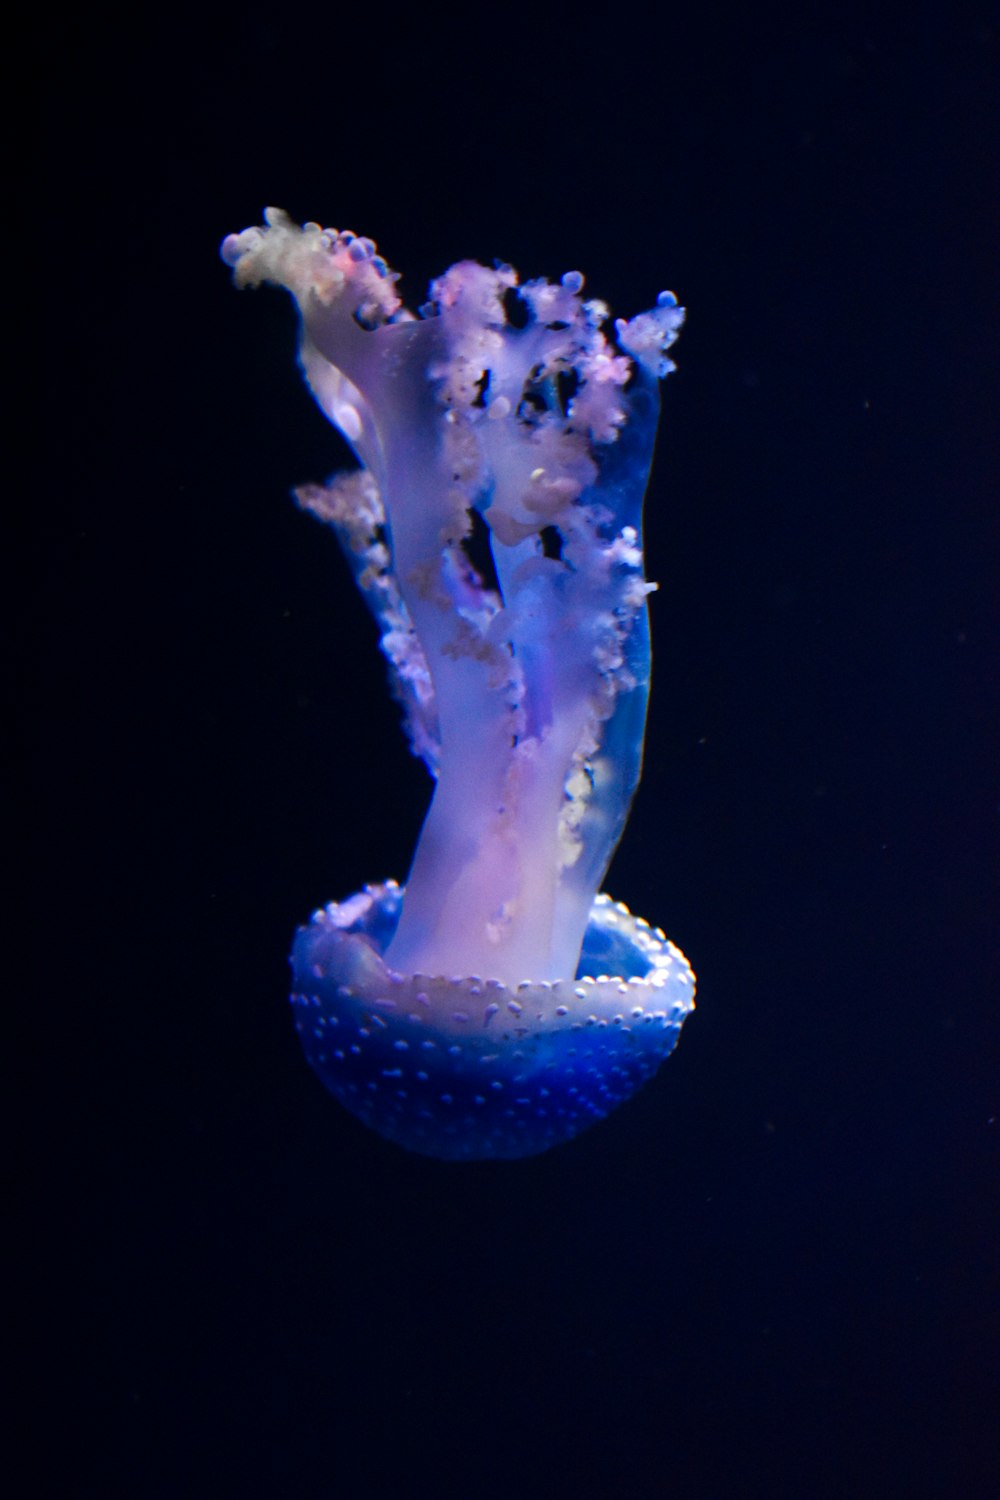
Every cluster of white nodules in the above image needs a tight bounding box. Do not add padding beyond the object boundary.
[221,209,407,328]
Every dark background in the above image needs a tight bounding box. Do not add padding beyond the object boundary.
[28,2,996,1496]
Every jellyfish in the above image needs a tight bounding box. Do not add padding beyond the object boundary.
[222,210,694,1159]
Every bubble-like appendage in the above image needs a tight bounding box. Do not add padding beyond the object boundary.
[290,883,695,1160]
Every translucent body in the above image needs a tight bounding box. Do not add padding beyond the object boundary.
[291,884,693,1160]
[223,211,694,1158]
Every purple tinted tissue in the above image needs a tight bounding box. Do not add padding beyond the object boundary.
[223,210,694,1159]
